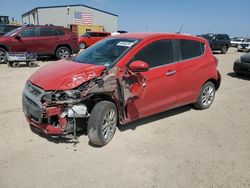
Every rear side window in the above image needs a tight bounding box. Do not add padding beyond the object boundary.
[20,28,36,37]
[180,39,204,60]
[39,28,57,36]
[133,40,174,68]
[56,29,65,35]
[99,33,109,37]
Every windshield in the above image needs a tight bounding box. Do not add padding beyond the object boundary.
[3,27,23,36]
[73,38,139,67]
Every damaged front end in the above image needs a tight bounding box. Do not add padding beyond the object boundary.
[22,66,146,139]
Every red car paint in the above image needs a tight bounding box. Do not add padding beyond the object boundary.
[78,31,111,48]
[0,25,79,56]
[29,60,105,90]
[23,33,221,137]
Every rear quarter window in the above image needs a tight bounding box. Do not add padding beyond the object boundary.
[180,39,205,60]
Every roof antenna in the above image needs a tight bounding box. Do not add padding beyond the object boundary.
[176,24,184,34]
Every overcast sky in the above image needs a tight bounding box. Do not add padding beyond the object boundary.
[1,0,249,37]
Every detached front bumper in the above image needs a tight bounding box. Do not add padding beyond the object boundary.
[22,84,67,136]
[23,95,66,135]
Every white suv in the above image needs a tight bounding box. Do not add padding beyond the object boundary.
[237,38,250,52]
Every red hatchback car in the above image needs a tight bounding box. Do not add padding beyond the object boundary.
[78,31,111,49]
[23,33,221,146]
[0,25,79,63]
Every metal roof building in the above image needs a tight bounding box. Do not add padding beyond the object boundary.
[22,4,118,32]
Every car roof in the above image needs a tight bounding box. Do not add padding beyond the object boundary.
[113,32,207,43]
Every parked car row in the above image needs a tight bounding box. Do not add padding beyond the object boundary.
[230,37,245,47]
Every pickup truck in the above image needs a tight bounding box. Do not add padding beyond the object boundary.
[200,34,230,54]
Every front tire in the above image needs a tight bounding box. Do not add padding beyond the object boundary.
[0,48,7,63]
[56,46,71,60]
[87,101,118,146]
[193,82,216,110]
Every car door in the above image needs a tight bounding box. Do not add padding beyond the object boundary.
[89,32,101,45]
[175,39,206,105]
[35,27,58,54]
[10,27,38,52]
[125,39,179,119]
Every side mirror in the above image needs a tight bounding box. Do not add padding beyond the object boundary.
[129,60,149,72]
[13,34,21,39]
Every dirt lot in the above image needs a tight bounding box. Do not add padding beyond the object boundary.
[0,48,249,188]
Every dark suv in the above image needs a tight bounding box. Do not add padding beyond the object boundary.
[0,25,79,63]
[200,34,230,54]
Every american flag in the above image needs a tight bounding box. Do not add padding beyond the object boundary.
[74,11,93,25]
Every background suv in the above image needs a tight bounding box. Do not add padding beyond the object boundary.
[201,34,230,54]
[0,25,79,63]
[78,31,111,49]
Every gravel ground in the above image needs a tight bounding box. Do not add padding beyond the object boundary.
[0,48,249,188]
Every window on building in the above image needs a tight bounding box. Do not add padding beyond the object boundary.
[179,39,204,60]
[132,40,174,68]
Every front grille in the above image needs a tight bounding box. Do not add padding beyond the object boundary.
[23,94,44,123]
[23,82,46,123]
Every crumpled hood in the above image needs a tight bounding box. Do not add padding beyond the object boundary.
[29,60,106,90]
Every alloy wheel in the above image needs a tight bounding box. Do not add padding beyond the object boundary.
[201,85,215,107]
[101,108,117,142]
[58,49,70,59]
[0,50,6,63]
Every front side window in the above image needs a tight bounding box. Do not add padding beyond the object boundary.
[132,40,174,68]
[179,39,204,60]
[19,28,36,37]
[73,38,139,67]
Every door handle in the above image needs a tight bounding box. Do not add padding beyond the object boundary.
[165,70,176,76]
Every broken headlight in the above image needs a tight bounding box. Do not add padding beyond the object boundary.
[43,90,81,102]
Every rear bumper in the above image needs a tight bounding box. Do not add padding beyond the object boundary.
[234,60,250,75]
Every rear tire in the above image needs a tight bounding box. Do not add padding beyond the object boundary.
[0,48,7,63]
[221,46,228,54]
[56,46,71,60]
[87,101,118,146]
[193,82,215,110]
